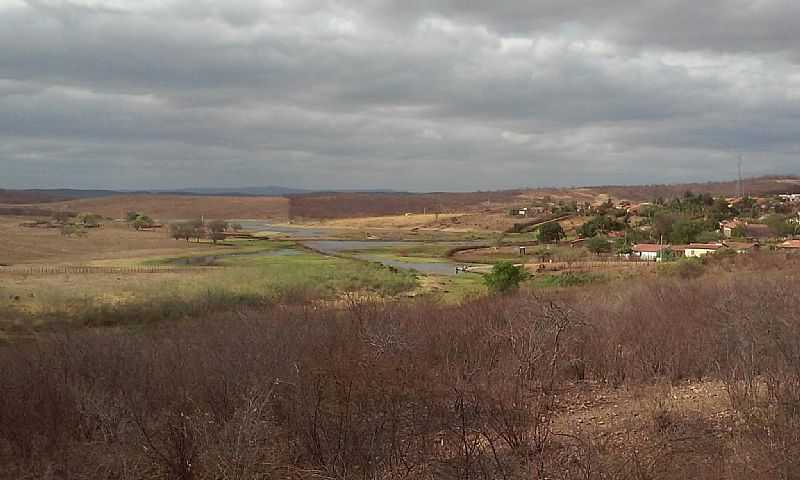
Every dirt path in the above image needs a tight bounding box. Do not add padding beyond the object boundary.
[504,213,574,234]
[551,380,733,476]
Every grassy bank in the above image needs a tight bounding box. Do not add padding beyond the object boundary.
[0,245,417,334]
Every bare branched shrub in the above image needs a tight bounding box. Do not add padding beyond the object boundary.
[1,262,799,479]
[714,273,800,479]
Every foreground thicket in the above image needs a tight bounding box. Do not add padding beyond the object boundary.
[1,267,799,479]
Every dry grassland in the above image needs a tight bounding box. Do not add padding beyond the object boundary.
[17,194,290,221]
[0,217,220,265]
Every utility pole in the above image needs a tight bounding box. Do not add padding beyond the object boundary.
[737,156,744,198]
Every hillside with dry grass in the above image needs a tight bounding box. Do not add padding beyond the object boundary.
[2,176,798,223]
[600,175,800,201]
[288,176,800,220]
[20,194,290,221]
[0,217,220,265]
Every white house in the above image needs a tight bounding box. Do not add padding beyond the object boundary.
[683,243,724,258]
[632,244,670,261]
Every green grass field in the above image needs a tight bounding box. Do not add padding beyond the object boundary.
[0,241,419,335]
[1,230,629,340]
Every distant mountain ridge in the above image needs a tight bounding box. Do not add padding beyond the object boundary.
[0,186,400,204]
[165,186,312,196]
[2,175,799,205]
[166,187,400,196]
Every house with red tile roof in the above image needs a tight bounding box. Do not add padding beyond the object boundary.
[632,243,670,261]
[778,239,800,249]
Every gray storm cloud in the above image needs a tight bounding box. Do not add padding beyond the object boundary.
[0,0,798,190]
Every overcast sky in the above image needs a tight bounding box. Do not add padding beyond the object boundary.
[1,0,799,191]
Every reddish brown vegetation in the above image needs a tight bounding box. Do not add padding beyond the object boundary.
[2,260,799,479]
[288,191,525,219]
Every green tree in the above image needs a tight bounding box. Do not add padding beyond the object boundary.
[537,222,565,244]
[696,230,722,243]
[669,218,705,244]
[586,236,612,254]
[709,198,737,223]
[765,214,796,237]
[578,216,624,238]
[652,212,677,242]
[483,261,528,294]
[731,224,747,238]
[132,215,154,231]
[616,240,633,255]
[657,248,677,262]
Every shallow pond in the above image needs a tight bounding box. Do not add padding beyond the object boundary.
[233,221,330,238]
[304,240,482,276]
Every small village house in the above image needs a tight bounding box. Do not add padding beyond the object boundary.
[683,243,724,258]
[632,244,670,261]
[720,219,743,238]
[724,241,758,254]
[778,239,800,250]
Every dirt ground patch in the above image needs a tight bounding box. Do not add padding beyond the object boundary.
[552,381,733,477]
[8,194,290,221]
[306,211,546,233]
[0,217,222,265]
[308,213,469,229]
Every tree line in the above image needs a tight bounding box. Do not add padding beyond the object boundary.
[169,219,243,244]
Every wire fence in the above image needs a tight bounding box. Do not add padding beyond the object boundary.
[0,265,194,275]
[533,260,659,272]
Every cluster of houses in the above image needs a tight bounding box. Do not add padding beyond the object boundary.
[509,206,549,217]
[779,194,800,203]
[632,242,745,261]
[632,239,800,261]
[630,210,800,261]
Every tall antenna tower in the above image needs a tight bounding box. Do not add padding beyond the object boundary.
[737,155,743,198]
